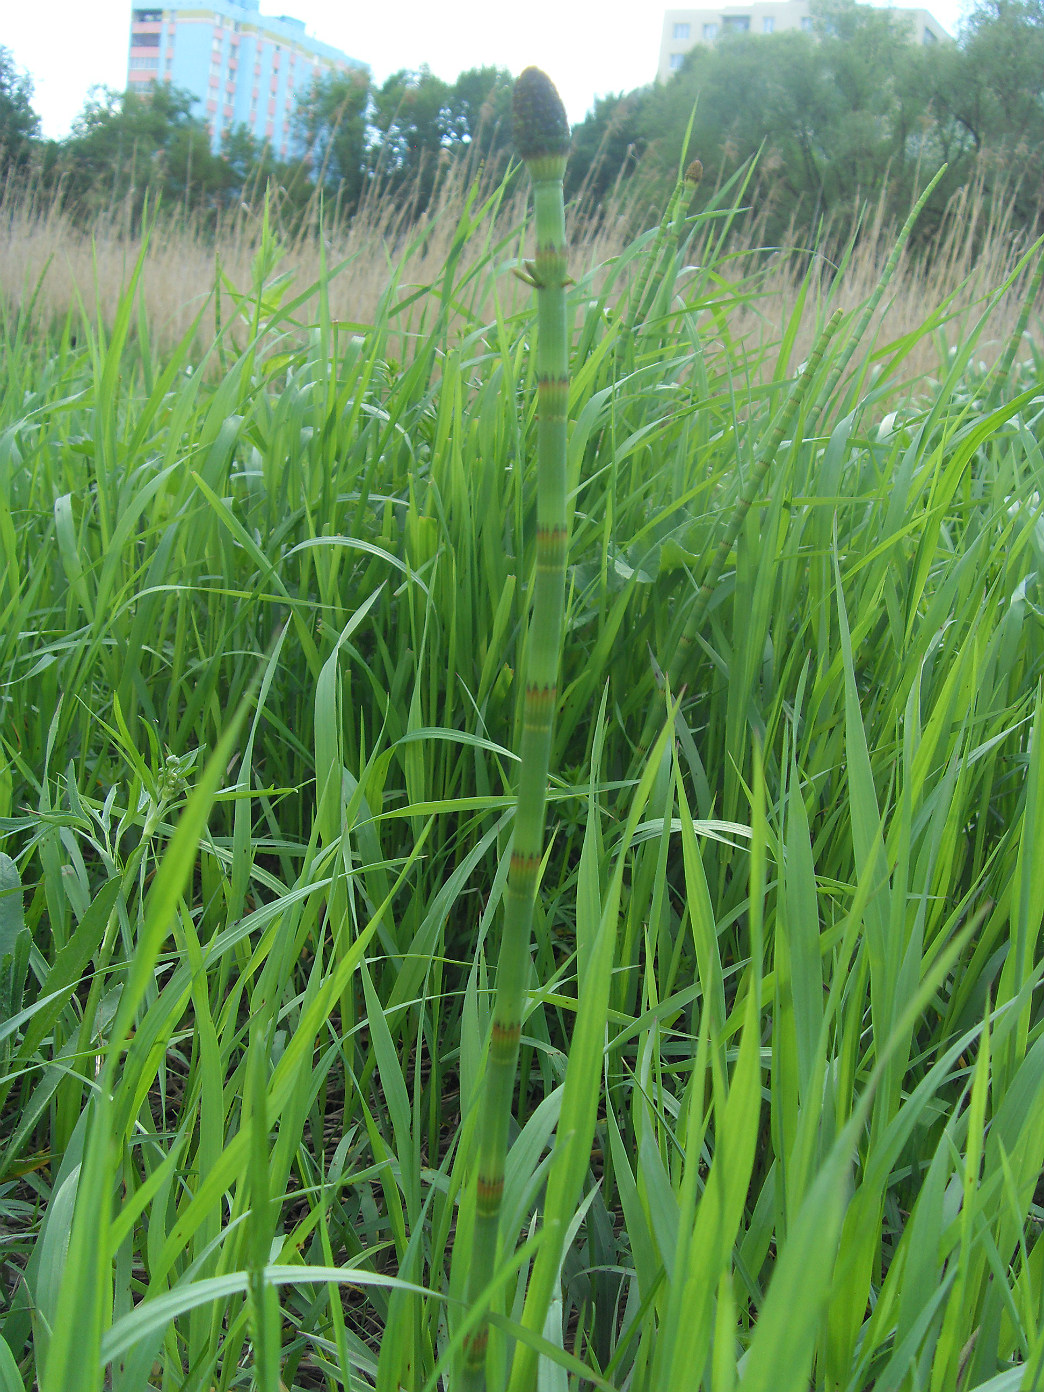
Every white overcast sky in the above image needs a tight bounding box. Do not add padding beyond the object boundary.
[5,0,969,140]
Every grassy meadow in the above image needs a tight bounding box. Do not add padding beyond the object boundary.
[1,138,1044,1392]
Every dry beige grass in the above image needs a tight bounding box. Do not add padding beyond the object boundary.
[0,166,621,358]
[1,165,1040,382]
[750,174,1043,380]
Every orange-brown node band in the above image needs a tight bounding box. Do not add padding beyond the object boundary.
[491,1017,521,1047]
[524,683,557,723]
[540,534,573,573]
[510,850,541,894]
[476,1172,505,1213]
[536,522,568,554]
[537,375,569,405]
[463,1326,490,1361]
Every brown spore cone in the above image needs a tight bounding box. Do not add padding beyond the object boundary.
[513,67,570,163]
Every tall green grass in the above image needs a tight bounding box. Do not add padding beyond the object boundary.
[0,154,1043,1392]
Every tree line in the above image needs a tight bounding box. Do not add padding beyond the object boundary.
[2,0,1043,245]
[575,0,1044,245]
[0,54,518,227]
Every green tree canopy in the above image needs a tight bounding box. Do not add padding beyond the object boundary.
[59,83,228,217]
[0,46,41,182]
[369,66,516,207]
[634,0,940,240]
[295,64,516,213]
[930,0,1044,221]
[294,67,371,207]
[574,0,1044,248]
[564,91,648,207]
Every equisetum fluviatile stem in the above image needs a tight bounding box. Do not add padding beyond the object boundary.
[627,157,703,334]
[460,66,571,1391]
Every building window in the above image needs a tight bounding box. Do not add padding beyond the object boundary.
[672,21,691,38]
[801,16,814,30]
[722,15,750,31]
[670,52,685,69]
[133,9,163,20]
[129,56,160,69]
[762,15,775,30]
[131,32,161,47]
[702,21,718,38]
[922,26,938,42]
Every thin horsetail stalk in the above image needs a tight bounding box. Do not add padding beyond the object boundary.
[460,67,572,1391]
[627,157,704,333]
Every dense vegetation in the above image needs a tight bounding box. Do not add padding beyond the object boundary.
[573,0,1044,242]
[1,77,1044,1385]
[4,0,1044,242]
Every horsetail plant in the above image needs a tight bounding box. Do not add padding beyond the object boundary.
[460,66,573,1391]
[626,154,704,333]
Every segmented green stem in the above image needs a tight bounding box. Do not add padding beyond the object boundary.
[461,68,571,1392]
[626,158,703,334]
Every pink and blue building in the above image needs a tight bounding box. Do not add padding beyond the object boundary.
[127,1,366,157]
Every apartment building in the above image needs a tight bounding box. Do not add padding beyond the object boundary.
[126,0,366,157]
[659,1,949,79]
